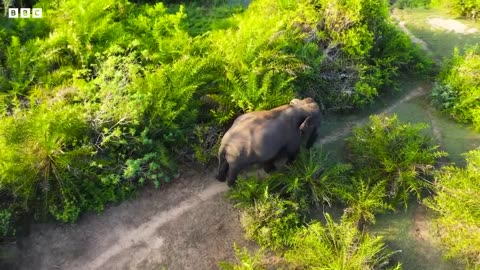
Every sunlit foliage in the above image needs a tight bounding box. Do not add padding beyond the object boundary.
[425,149,480,269]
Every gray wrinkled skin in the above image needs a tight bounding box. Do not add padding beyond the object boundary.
[216,98,321,187]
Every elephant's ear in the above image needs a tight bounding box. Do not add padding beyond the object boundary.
[299,116,312,132]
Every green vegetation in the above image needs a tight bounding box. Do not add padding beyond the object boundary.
[425,149,480,269]
[345,114,447,207]
[432,46,480,131]
[431,0,480,19]
[285,214,401,270]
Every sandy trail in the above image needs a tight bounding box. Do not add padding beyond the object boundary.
[427,17,478,34]
[319,85,428,145]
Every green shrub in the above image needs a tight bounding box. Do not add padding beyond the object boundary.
[432,46,480,131]
[228,176,271,209]
[274,149,351,207]
[345,114,447,207]
[240,196,303,251]
[293,0,431,109]
[285,214,402,270]
[338,177,393,231]
[424,149,480,269]
[432,0,480,19]
[228,149,349,209]
[0,102,93,222]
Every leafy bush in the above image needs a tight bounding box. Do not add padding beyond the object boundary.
[0,102,97,222]
[293,0,431,109]
[424,149,480,269]
[432,0,480,19]
[432,46,480,131]
[240,196,303,251]
[228,149,349,209]
[345,114,447,207]
[285,214,402,270]
[338,177,393,231]
[273,149,351,207]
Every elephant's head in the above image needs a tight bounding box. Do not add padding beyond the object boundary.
[290,97,321,148]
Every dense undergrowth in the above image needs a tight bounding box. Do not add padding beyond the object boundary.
[431,0,480,19]
[0,0,430,240]
[425,149,480,269]
[221,114,445,269]
[432,46,480,131]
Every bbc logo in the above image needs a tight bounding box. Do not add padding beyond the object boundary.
[8,8,43,18]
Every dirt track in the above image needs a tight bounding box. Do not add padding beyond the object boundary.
[10,170,255,270]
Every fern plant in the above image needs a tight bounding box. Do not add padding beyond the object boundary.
[339,177,393,231]
[285,213,402,270]
[345,114,447,208]
[275,149,351,207]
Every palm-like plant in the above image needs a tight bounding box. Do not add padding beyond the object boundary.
[339,177,393,231]
[285,214,401,270]
[345,114,447,207]
[227,176,270,209]
[277,149,351,207]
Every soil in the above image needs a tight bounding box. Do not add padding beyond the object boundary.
[427,17,478,34]
[4,169,257,270]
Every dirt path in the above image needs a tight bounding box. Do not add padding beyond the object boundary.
[427,17,478,34]
[9,170,255,270]
[319,85,428,145]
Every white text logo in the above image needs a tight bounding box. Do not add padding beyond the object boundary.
[8,8,42,18]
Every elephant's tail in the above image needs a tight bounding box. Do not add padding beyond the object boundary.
[216,149,228,182]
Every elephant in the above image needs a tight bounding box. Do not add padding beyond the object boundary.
[216,97,321,187]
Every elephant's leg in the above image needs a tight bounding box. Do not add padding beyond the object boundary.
[263,146,287,173]
[216,157,229,182]
[286,149,300,165]
[226,165,241,187]
[263,160,276,173]
[226,162,251,187]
